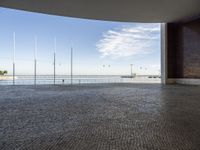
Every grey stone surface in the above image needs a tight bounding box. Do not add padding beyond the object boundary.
[0,84,200,150]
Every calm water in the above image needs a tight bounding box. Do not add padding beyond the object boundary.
[0,75,160,85]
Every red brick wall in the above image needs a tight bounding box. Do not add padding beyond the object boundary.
[167,19,200,78]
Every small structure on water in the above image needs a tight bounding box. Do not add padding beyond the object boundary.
[121,73,136,78]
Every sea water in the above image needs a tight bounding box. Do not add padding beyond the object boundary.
[0,75,160,85]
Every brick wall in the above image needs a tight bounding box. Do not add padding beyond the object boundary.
[167,19,200,78]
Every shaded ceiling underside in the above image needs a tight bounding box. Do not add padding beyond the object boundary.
[1,0,200,22]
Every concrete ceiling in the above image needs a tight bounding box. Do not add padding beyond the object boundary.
[0,0,200,23]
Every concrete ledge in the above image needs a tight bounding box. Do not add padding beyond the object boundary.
[176,78,200,85]
[167,78,200,85]
[166,78,176,84]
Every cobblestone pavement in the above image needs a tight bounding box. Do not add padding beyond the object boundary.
[0,84,200,150]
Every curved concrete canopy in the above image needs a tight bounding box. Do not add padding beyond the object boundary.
[0,0,200,23]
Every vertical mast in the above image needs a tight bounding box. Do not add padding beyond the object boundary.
[71,47,73,85]
[34,35,37,86]
[13,32,16,85]
[54,38,56,85]
[130,64,133,76]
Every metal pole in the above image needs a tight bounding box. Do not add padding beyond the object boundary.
[34,59,36,85]
[54,52,56,84]
[130,64,133,76]
[13,32,15,85]
[71,47,73,85]
[34,36,37,86]
[54,38,56,85]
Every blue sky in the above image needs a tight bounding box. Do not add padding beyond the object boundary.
[0,7,160,75]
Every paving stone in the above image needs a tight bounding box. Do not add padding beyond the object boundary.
[0,84,200,150]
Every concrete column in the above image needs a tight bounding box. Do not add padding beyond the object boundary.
[161,23,168,84]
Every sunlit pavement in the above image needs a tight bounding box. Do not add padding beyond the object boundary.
[0,84,200,150]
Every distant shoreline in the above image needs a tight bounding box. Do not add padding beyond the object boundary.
[0,76,16,80]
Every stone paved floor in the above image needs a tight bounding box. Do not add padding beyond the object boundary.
[0,84,200,150]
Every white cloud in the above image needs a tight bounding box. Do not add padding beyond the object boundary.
[96,24,160,59]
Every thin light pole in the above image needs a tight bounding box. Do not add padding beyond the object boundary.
[54,38,56,85]
[71,47,73,85]
[130,64,133,76]
[34,36,37,86]
[13,32,16,85]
